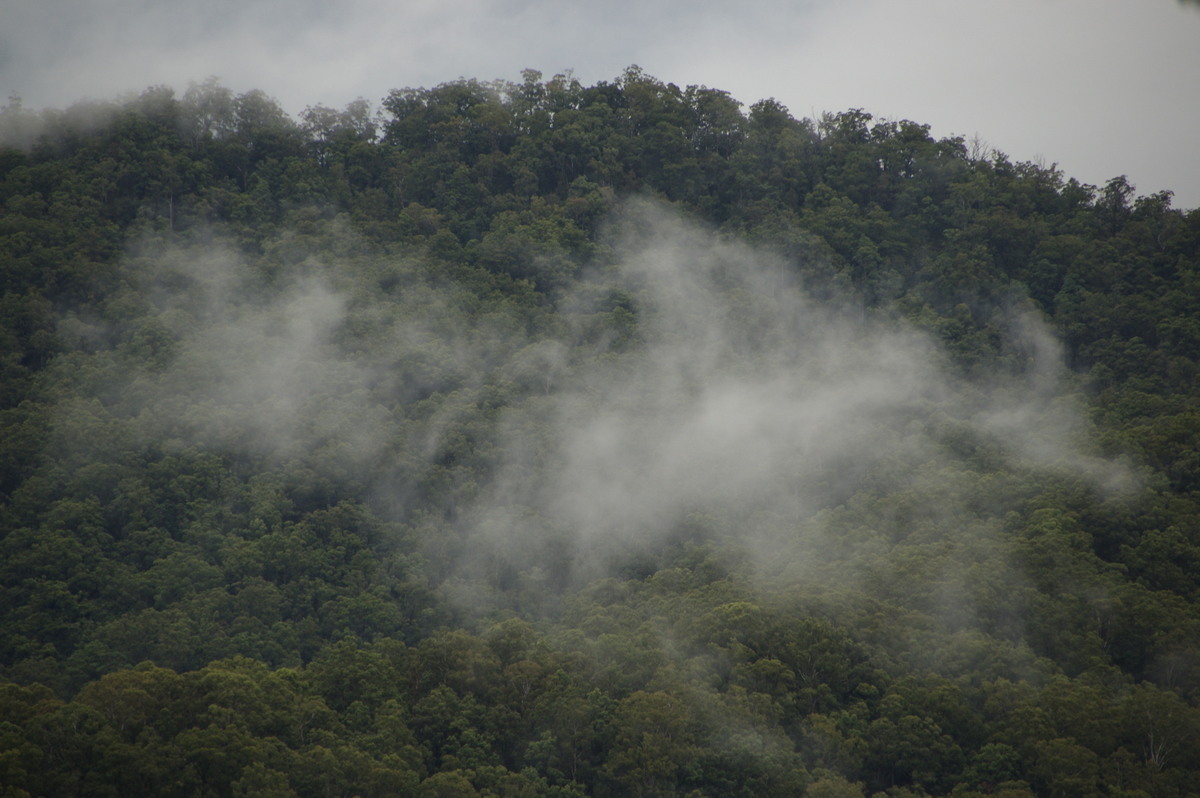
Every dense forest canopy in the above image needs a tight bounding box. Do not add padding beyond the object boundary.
[1,68,1199,797]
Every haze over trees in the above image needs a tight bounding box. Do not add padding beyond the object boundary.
[1,67,1199,797]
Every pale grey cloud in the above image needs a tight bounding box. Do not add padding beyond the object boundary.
[438,200,1131,607]
[2,0,1197,206]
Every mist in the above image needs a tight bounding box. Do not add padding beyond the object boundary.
[432,200,1129,612]
[67,200,1129,630]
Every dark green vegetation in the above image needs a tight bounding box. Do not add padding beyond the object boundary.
[2,67,1199,797]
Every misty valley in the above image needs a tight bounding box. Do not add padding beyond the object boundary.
[1,70,1199,797]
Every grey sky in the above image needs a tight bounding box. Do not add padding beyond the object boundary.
[2,0,1198,208]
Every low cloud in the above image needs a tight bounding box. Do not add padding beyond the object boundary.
[447,200,1131,600]
[58,201,1130,623]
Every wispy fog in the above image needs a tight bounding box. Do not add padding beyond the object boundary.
[65,201,1130,622]
[449,201,1130,599]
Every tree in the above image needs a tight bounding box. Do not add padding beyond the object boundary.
[603,691,696,798]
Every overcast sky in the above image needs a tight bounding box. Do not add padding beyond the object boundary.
[3,0,1198,208]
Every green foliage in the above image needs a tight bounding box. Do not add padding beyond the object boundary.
[1,69,1199,797]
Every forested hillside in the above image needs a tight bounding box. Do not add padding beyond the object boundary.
[2,68,1199,797]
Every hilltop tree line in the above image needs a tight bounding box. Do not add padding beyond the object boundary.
[1,68,1200,797]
